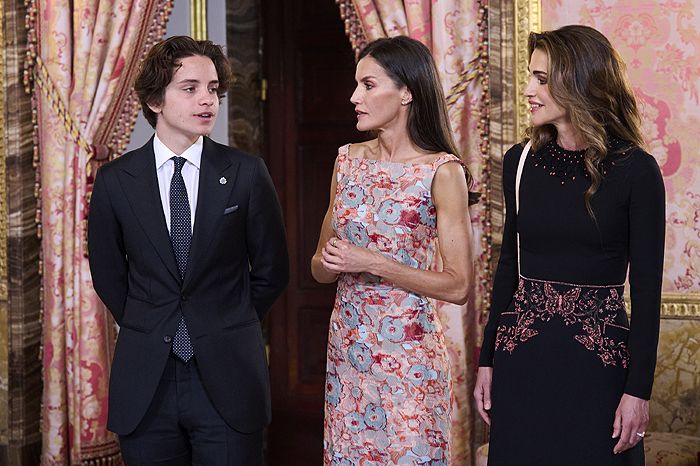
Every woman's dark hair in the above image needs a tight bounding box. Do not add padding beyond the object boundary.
[359,36,478,203]
[526,25,645,216]
[134,35,233,128]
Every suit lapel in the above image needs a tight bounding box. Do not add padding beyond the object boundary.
[117,138,181,283]
[183,137,239,288]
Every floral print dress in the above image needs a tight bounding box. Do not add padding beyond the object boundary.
[324,144,459,466]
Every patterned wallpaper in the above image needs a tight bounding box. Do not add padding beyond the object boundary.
[541,0,700,294]
[650,320,700,436]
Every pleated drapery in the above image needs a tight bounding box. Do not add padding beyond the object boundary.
[26,0,173,463]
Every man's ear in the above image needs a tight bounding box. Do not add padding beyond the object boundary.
[147,99,162,114]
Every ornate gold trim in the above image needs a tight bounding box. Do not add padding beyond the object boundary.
[659,294,700,319]
[658,293,700,319]
[336,0,369,57]
[624,293,700,320]
[190,0,207,40]
[514,0,541,140]
[31,56,93,155]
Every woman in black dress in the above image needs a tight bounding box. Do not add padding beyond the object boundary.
[474,25,665,465]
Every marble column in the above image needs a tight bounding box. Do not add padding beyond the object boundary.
[0,0,43,464]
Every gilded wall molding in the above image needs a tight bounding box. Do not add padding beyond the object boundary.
[514,0,541,139]
[190,0,207,40]
[625,294,700,320]
[659,294,700,319]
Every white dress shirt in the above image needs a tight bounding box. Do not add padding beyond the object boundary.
[154,135,203,233]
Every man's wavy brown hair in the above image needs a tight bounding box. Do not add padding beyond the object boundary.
[525,25,645,217]
[134,36,233,128]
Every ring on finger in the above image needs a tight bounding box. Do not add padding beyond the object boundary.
[331,238,337,247]
[636,432,645,438]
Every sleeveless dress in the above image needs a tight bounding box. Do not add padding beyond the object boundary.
[480,139,665,466]
[323,144,461,466]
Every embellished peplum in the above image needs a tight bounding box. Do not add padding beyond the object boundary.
[495,276,630,368]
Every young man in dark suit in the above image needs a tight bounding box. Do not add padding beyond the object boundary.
[87,36,289,466]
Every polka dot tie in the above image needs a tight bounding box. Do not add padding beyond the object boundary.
[169,156,194,362]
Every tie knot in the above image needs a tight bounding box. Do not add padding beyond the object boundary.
[172,157,186,173]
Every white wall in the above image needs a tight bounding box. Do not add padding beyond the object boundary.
[127,0,229,151]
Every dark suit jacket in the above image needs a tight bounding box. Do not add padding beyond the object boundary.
[88,136,289,435]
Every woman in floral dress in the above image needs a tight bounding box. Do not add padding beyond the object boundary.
[311,36,477,465]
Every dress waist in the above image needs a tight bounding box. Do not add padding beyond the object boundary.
[516,275,626,314]
[519,274,625,289]
[496,275,630,367]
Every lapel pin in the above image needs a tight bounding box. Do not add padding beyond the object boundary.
[219,177,227,185]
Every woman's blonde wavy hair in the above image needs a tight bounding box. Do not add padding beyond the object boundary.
[525,25,645,217]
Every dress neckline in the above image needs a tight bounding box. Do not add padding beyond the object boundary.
[339,143,458,168]
[530,139,586,185]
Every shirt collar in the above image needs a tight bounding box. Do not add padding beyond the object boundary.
[153,134,203,170]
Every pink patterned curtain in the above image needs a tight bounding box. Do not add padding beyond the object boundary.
[336,1,491,464]
[25,0,172,464]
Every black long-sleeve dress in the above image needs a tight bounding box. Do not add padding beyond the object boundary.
[480,139,665,466]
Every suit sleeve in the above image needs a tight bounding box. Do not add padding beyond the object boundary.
[246,157,290,320]
[624,151,665,399]
[479,145,522,367]
[88,167,128,324]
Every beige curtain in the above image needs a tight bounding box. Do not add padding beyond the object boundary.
[26,0,173,463]
[336,1,492,464]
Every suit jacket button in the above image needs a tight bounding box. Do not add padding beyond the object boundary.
[181,294,188,301]
[163,335,172,343]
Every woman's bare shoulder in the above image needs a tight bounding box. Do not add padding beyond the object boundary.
[346,140,378,159]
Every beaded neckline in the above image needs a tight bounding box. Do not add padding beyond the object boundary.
[531,139,586,184]
[530,137,633,185]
